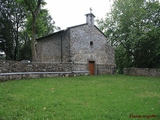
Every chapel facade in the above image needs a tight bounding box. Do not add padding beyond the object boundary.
[36,13,116,75]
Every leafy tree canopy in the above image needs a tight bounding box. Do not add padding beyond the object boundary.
[0,0,59,61]
[97,0,160,73]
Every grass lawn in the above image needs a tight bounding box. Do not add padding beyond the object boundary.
[0,74,160,120]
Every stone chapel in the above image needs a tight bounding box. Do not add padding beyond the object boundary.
[36,13,116,75]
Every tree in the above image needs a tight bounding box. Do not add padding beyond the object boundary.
[0,23,5,54]
[1,0,59,61]
[0,0,26,60]
[25,9,56,38]
[17,29,32,60]
[12,1,26,60]
[17,8,57,60]
[97,0,160,73]
[23,0,45,62]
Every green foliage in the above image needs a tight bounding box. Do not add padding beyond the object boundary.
[115,45,133,73]
[0,75,160,119]
[0,0,59,61]
[97,0,160,72]
[17,36,32,60]
[26,9,56,38]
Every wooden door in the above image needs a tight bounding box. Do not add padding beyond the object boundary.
[89,61,95,75]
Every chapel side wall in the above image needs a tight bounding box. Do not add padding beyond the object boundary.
[69,25,115,74]
[36,33,70,63]
[36,36,61,62]
[62,30,70,63]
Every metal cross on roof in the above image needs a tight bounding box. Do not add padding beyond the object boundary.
[90,7,92,13]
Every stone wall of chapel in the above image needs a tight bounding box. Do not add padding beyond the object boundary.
[36,31,70,63]
[69,25,115,65]
[36,36,61,62]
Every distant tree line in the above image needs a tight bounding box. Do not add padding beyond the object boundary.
[97,0,160,73]
[0,0,60,61]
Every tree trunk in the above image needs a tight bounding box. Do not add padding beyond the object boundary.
[14,21,19,61]
[24,0,41,62]
[31,15,37,62]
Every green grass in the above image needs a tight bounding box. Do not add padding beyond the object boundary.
[0,74,160,120]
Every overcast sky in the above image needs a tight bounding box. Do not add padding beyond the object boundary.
[44,0,112,29]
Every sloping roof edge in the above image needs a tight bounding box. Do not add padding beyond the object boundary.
[36,30,65,41]
[37,23,88,41]
[94,25,107,39]
[67,23,88,29]
[36,23,107,41]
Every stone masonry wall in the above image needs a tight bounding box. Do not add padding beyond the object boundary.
[124,68,160,77]
[70,24,115,65]
[0,61,89,81]
[0,71,89,82]
[72,63,116,75]
[0,61,71,73]
[72,63,88,71]
[97,64,116,74]
[36,31,70,63]
[36,36,61,62]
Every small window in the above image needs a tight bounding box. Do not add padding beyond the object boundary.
[90,41,93,47]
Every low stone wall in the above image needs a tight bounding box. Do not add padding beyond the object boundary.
[124,68,160,77]
[0,61,115,81]
[0,61,89,81]
[0,71,89,82]
[97,64,116,74]
[0,61,71,73]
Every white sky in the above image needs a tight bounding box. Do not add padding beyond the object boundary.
[44,0,112,29]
